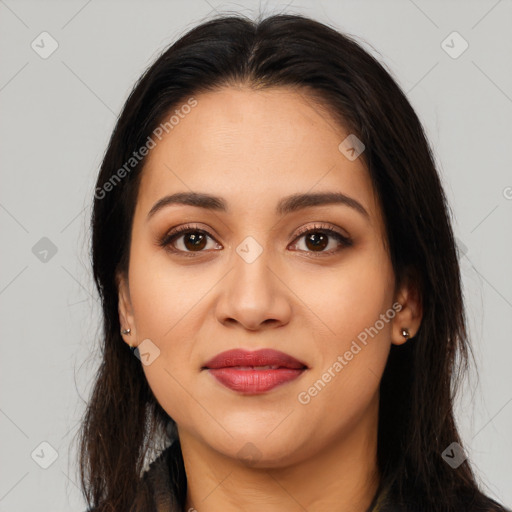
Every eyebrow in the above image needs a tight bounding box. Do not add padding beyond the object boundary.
[146,191,369,220]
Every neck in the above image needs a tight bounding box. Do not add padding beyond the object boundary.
[181,394,381,512]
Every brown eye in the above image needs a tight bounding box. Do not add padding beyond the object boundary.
[290,224,352,255]
[159,225,221,255]
[159,222,352,258]
[181,232,208,251]
[303,232,329,252]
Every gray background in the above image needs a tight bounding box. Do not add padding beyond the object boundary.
[1,0,511,510]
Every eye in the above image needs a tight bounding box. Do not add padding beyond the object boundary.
[158,222,352,257]
[158,224,222,257]
[289,223,352,255]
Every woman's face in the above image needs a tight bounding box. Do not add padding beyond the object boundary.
[118,86,417,467]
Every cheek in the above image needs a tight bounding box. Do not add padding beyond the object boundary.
[294,246,394,406]
[128,264,204,430]
[301,246,394,355]
[127,239,214,341]
[126,247,206,417]
[295,307,391,444]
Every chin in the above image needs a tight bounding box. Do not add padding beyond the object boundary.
[206,430,308,469]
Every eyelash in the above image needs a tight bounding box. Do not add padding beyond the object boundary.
[158,223,352,258]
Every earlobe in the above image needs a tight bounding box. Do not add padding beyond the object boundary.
[391,269,423,346]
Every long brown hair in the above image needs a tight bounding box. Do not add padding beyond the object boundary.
[76,12,510,512]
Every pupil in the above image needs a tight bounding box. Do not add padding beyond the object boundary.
[185,232,206,251]
[306,232,327,251]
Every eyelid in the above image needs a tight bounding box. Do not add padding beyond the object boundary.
[158,223,219,255]
[289,223,353,255]
[293,222,350,240]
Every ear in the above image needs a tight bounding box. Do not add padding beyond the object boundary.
[117,271,138,348]
[391,267,423,346]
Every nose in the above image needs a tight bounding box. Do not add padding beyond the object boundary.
[214,248,292,331]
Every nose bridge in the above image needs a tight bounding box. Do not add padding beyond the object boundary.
[230,234,276,302]
[215,234,291,329]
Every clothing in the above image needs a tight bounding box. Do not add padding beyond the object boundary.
[130,443,179,511]
[86,442,181,512]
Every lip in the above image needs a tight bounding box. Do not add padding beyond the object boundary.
[202,349,308,395]
[203,348,308,370]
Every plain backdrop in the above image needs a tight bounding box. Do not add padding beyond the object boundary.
[0,0,511,510]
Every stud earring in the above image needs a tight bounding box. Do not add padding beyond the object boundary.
[401,328,410,339]
[121,328,131,335]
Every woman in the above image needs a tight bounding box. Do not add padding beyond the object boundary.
[77,12,510,512]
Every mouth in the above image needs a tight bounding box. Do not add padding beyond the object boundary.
[202,349,308,394]
[202,348,308,370]
[219,365,286,370]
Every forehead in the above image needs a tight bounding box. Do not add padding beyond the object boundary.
[136,86,379,222]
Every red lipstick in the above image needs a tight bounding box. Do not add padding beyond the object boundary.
[202,349,308,394]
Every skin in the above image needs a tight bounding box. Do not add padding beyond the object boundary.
[117,86,422,512]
